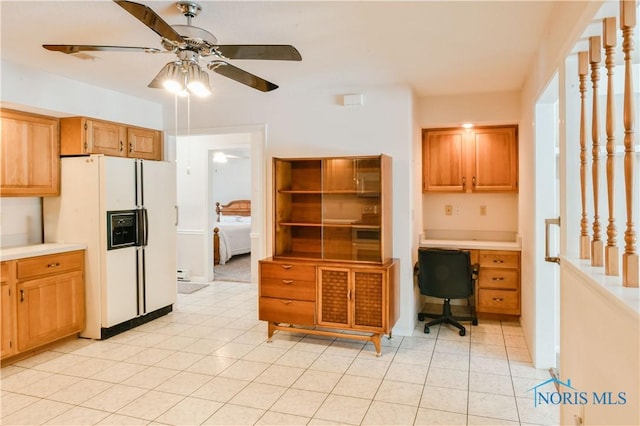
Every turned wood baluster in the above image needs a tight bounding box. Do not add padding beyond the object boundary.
[603,17,619,275]
[578,51,590,259]
[621,0,638,287]
[589,36,604,267]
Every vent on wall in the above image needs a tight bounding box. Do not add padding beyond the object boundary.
[177,269,190,282]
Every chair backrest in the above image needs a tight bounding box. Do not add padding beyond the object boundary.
[417,248,473,299]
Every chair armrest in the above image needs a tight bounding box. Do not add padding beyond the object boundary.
[472,263,480,280]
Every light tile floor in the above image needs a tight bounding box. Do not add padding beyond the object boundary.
[1,281,559,425]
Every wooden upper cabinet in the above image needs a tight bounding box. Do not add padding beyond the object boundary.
[128,126,162,160]
[422,125,518,193]
[61,117,163,160]
[422,129,466,192]
[471,126,518,192]
[0,109,60,197]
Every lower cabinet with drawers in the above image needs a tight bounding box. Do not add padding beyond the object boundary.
[474,250,521,316]
[259,258,399,356]
[1,250,85,361]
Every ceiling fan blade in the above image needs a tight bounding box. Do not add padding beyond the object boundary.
[208,61,278,92]
[43,44,162,54]
[114,0,184,45]
[216,45,302,61]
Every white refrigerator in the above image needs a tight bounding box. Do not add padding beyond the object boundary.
[43,155,177,339]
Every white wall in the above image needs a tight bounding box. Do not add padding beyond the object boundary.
[0,61,162,129]
[166,85,417,335]
[211,155,251,206]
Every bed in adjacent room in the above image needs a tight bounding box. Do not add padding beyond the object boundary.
[214,199,251,265]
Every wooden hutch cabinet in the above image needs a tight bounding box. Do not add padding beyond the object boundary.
[60,117,163,160]
[259,155,399,355]
[422,125,518,193]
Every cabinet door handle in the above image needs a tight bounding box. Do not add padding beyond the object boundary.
[281,300,293,305]
[282,280,294,285]
[129,142,133,153]
[281,264,293,270]
[492,297,504,302]
[492,277,505,281]
[347,289,352,300]
[119,140,124,152]
[462,176,466,188]
[47,262,60,268]
[19,289,24,302]
[493,259,504,264]
[472,176,476,186]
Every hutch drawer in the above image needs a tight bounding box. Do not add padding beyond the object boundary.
[260,277,316,301]
[260,261,316,281]
[259,297,315,325]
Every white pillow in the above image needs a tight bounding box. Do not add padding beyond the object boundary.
[220,215,241,223]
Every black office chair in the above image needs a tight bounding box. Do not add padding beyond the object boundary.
[415,248,478,336]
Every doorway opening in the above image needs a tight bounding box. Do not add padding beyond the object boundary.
[175,125,266,284]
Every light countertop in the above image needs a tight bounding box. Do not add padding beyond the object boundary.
[420,230,522,251]
[0,243,86,261]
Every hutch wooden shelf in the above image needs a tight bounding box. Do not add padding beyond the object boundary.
[260,155,399,355]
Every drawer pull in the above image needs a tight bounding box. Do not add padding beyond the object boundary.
[47,262,60,268]
[280,300,293,305]
[282,280,294,285]
[493,259,504,264]
[492,297,504,302]
[492,277,505,281]
[280,264,293,270]
[20,289,24,302]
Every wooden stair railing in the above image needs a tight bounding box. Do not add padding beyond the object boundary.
[621,0,638,287]
[578,51,591,260]
[589,36,604,267]
[603,17,619,276]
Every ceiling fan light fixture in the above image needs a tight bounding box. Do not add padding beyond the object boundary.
[148,61,187,95]
[186,63,211,97]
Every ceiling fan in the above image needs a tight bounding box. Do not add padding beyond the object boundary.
[43,0,302,95]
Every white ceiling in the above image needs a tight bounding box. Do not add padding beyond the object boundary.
[1,1,560,106]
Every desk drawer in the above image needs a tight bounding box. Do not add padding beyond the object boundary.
[260,261,316,281]
[478,268,519,290]
[260,277,315,301]
[17,251,84,280]
[478,251,519,269]
[259,297,315,325]
[477,289,519,314]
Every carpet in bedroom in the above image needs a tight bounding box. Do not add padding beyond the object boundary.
[214,253,251,282]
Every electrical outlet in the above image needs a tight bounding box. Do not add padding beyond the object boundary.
[480,205,487,216]
[455,205,461,215]
[445,205,453,216]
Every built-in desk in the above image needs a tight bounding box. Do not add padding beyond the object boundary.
[420,231,521,317]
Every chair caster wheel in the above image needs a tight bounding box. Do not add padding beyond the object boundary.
[424,325,430,334]
[459,329,466,336]
[472,319,478,326]
[418,313,425,321]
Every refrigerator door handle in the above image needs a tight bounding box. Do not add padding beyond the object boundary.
[142,208,149,246]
